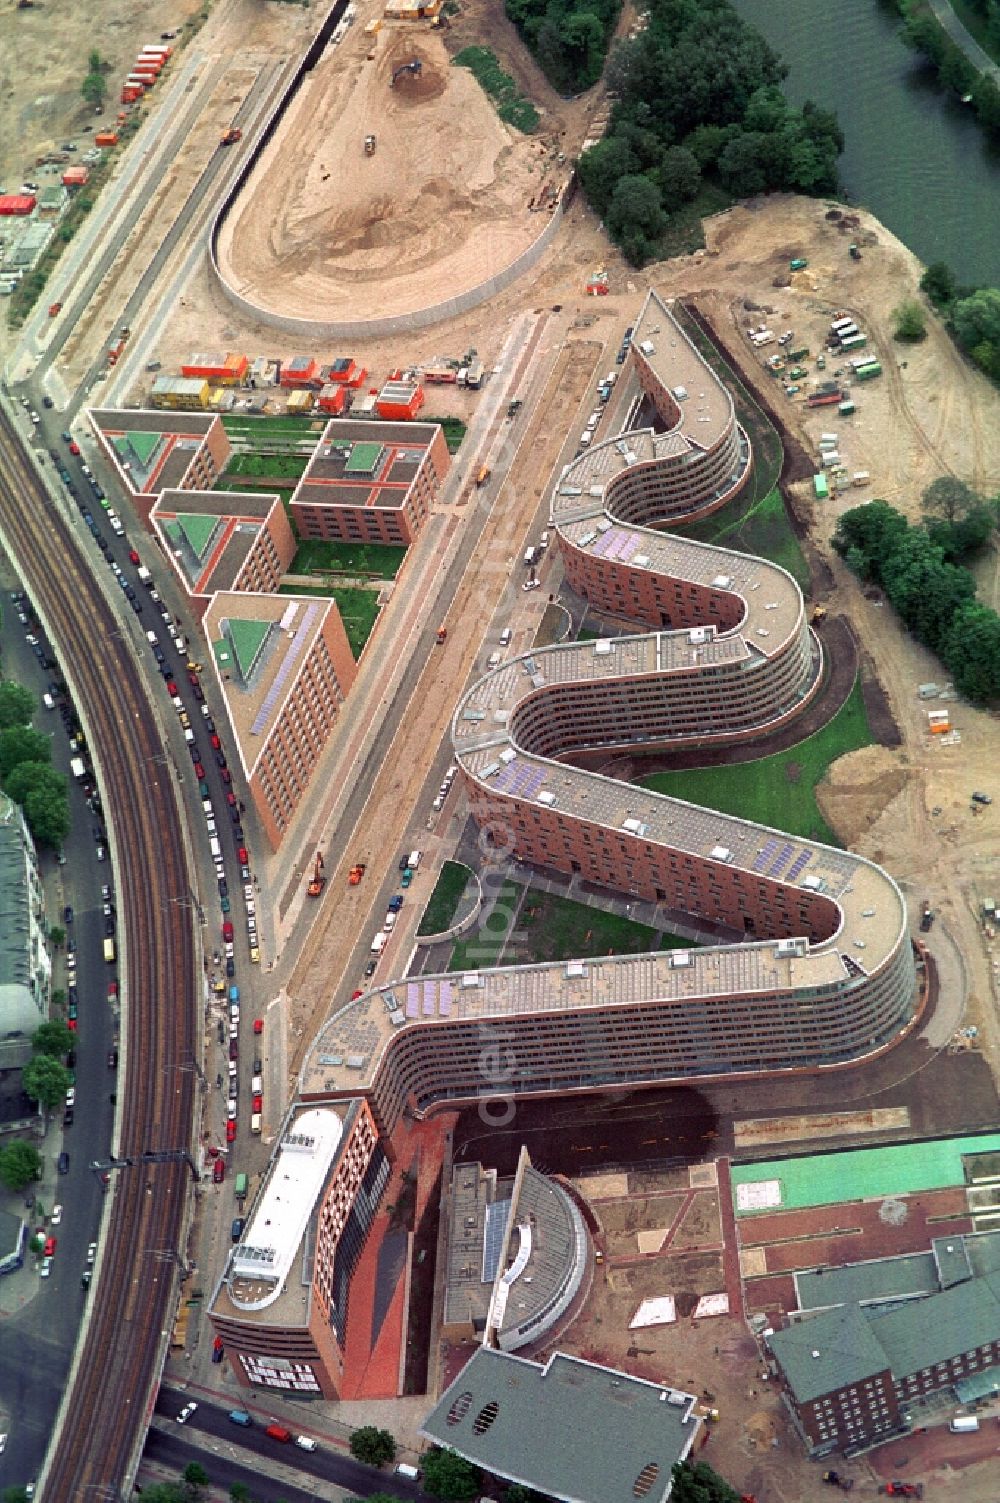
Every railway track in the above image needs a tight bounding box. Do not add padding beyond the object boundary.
[0,409,196,1499]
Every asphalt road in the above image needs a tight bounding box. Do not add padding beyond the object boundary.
[0,586,119,1494]
[154,1390,424,1502]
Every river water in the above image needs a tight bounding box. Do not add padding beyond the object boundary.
[732,0,1000,286]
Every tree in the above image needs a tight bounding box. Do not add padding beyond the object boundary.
[0,1141,43,1191]
[229,1487,251,1503]
[421,1447,481,1502]
[892,299,927,342]
[606,175,667,266]
[0,682,35,730]
[670,1461,742,1503]
[32,1020,75,1058]
[943,600,1000,702]
[22,1053,70,1112]
[138,1487,188,1503]
[927,501,998,560]
[350,1426,397,1467]
[88,49,104,73]
[920,261,956,306]
[81,72,106,108]
[6,762,70,848]
[48,924,65,949]
[952,287,1000,357]
[182,1461,210,1501]
[717,131,772,196]
[0,725,51,784]
[654,145,701,212]
[577,136,640,218]
[882,529,975,652]
[833,500,909,584]
[922,475,980,523]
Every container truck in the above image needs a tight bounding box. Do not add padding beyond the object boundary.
[807,390,843,408]
[855,362,882,381]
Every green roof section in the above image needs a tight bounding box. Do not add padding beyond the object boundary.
[873,1271,1000,1376]
[175,513,220,561]
[420,1348,699,1503]
[345,442,383,474]
[731,1133,1000,1215]
[212,636,235,673]
[226,618,271,680]
[114,430,161,466]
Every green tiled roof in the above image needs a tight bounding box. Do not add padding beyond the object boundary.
[345,442,382,474]
[114,430,161,466]
[175,514,219,560]
[768,1305,889,1403]
[872,1271,1000,1375]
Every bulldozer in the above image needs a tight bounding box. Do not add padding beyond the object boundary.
[220,127,242,146]
[364,134,377,156]
[306,850,326,898]
[391,58,422,87]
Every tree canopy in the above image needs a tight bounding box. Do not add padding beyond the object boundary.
[0,682,36,730]
[0,1141,43,1191]
[22,1053,70,1111]
[32,1020,75,1058]
[0,726,50,785]
[576,0,841,263]
[421,1448,481,1502]
[670,1462,743,1503]
[349,1426,397,1467]
[4,761,70,848]
[505,0,620,93]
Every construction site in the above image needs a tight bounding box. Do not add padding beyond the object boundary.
[216,22,568,325]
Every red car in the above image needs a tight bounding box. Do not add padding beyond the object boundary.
[253,1018,263,1035]
[128,549,140,566]
[210,734,221,750]
[220,767,231,784]
[107,981,118,1001]
[67,1017,77,1032]
[188,671,200,687]
[69,441,81,456]
[226,791,237,807]
[166,680,178,696]
[238,846,249,864]
[252,1094,262,1112]
[193,761,205,779]
[226,1119,237,1143]
[213,1157,226,1183]
[222,920,234,941]
[44,1235,57,1257]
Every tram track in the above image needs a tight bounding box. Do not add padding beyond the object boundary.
[0,408,196,1499]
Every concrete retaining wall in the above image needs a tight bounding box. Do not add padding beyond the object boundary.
[414,867,482,946]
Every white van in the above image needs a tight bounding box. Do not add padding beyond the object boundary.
[209,836,222,859]
[499,628,512,646]
[42,693,55,711]
[579,431,592,448]
[295,1436,317,1452]
[407,850,422,870]
[395,1464,420,1481]
[487,650,503,669]
[523,546,538,566]
[949,1415,979,1432]
[251,1112,262,1135]
[371,931,388,954]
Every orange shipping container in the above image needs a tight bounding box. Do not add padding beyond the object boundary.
[95,132,119,148]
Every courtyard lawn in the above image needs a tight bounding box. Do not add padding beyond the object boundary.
[225,451,309,481]
[642,679,872,845]
[514,888,698,964]
[289,539,408,579]
[422,415,468,453]
[417,861,473,936]
[222,415,320,441]
[277,583,380,658]
[448,880,525,972]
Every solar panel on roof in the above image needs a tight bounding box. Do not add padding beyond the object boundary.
[249,604,318,737]
[482,1199,513,1283]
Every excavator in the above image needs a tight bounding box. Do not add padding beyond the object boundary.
[306,850,326,898]
[390,58,422,87]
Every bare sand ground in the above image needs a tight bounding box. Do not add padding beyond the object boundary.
[217,22,563,322]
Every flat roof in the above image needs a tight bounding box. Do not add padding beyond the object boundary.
[152,489,278,596]
[203,592,336,775]
[292,417,438,513]
[420,1348,699,1503]
[227,1106,344,1311]
[767,1303,890,1402]
[89,408,217,496]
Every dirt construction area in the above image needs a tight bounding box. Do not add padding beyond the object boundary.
[217,22,564,323]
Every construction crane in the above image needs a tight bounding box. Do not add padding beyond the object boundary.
[306,850,326,898]
[391,58,422,87]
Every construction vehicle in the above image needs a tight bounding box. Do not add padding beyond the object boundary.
[811,605,827,625]
[849,243,862,260]
[364,134,377,155]
[880,1486,922,1499]
[348,863,366,886]
[823,1473,854,1493]
[391,58,422,87]
[475,465,491,487]
[435,625,448,644]
[507,398,522,418]
[220,127,242,146]
[306,851,326,898]
[920,899,934,932]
